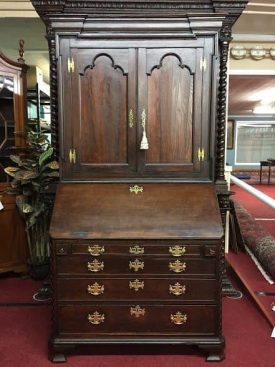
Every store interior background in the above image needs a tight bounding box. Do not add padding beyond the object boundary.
[0,0,275,172]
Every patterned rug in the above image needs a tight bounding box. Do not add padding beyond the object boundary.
[233,200,275,281]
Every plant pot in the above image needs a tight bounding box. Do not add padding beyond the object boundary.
[28,261,50,280]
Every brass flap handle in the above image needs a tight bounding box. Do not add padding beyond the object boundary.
[169,282,186,296]
[129,279,144,292]
[169,260,186,273]
[88,312,105,325]
[170,312,187,325]
[88,245,105,256]
[169,245,186,257]
[87,259,104,272]
[129,259,144,272]
[130,305,146,318]
[87,282,104,296]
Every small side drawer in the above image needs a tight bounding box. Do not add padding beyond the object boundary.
[70,241,202,257]
[58,304,218,336]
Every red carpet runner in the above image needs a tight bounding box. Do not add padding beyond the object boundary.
[0,277,274,367]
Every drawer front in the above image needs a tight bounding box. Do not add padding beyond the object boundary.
[58,304,218,335]
[56,278,218,302]
[56,256,216,276]
[55,241,218,257]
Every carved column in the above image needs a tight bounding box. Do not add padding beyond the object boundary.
[46,25,59,159]
[215,26,232,186]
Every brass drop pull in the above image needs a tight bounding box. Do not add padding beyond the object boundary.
[87,282,104,296]
[140,109,149,150]
[129,279,144,292]
[130,305,146,318]
[88,244,105,256]
[129,259,144,272]
[88,311,105,325]
[169,282,186,296]
[129,109,134,128]
[129,245,144,255]
[170,312,188,325]
[87,259,104,272]
[169,260,186,273]
[69,148,76,164]
[169,245,186,257]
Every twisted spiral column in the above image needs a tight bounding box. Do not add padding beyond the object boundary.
[46,25,59,160]
[215,26,232,184]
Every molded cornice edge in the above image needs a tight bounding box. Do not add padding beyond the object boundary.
[31,1,248,29]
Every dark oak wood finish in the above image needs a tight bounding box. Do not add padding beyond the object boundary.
[50,183,223,360]
[31,0,248,362]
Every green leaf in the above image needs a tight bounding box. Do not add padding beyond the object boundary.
[4,167,19,177]
[46,160,59,170]
[16,195,27,214]
[10,155,22,165]
[23,203,33,213]
[21,170,38,180]
[44,171,59,178]
[39,147,53,167]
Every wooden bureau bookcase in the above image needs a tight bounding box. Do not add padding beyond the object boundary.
[31,0,247,362]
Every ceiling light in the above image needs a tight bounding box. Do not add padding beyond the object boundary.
[253,106,275,114]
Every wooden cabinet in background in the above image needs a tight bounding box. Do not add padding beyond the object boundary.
[0,50,28,273]
[0,184,28,273]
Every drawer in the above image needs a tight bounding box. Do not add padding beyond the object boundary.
[56,256,217,276]
[56,278,218,302]
[55,241,218,258]
[58,304,218,336]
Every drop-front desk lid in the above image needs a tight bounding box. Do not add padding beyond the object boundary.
[50,183,223,240]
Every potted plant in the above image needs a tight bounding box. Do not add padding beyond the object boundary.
[4,130,59,280]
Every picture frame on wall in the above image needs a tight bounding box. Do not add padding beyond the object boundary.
[227,119,235,149]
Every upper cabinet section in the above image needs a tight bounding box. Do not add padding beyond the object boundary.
[31,0,248,182]
[59,38,213,181]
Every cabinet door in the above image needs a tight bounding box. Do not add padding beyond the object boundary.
[61,44,137,180]
[137,46,208,179]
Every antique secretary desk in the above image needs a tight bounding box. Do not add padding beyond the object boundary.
[31,0,247,362]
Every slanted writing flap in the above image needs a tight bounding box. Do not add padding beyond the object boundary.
[50,183,223,240]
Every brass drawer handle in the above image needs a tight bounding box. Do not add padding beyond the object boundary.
[170,312,188,325]
[129,185,143,194]
[169,282,186,296]
[88,245,105,256]
[129,279,144,292]
[88,312,105,325]
[87,282,104,296]
[87,259,104,272]
[169,245,186,257]
[129,259,144,272]
[129,245,144,255]
[130,305,146,318]
[169,260,186,273]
